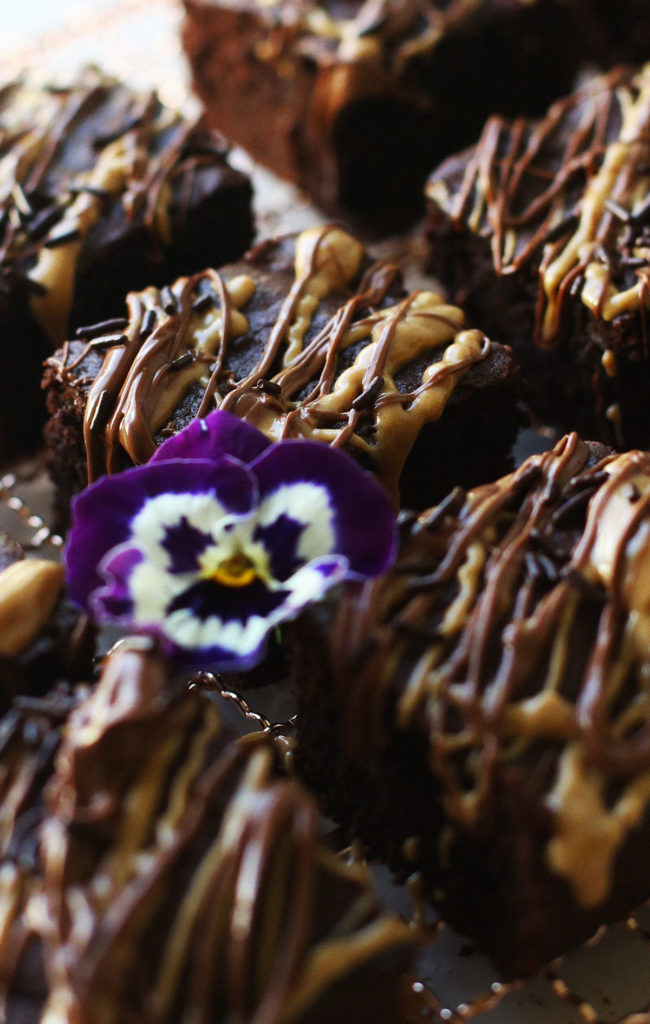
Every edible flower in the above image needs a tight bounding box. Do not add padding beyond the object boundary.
[66,411,397,671]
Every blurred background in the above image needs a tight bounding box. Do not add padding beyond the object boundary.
[2,0,189,106]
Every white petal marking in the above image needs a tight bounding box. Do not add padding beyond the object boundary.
[255,483,336,563]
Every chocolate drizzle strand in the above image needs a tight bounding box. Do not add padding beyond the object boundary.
[0,683,85,1020]
[426,63,650,446]
[0,65,252,460]
[293,434,650,976]
[182,0,650,233]
[0,638,414,1024]
[428,66,650,348]
[44,224,516,512]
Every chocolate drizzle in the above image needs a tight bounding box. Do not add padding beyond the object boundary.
[427,65,650,349]
[9,638,414,1023]
[326,434,650,907]
[0,684,84,1019]
[0,67,239,349]
[57,225,489,501]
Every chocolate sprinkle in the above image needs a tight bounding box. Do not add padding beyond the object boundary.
[161,286,177,315]
[141,308,157,337]
[352,374,385,412]
[252,377,282,398]
[169,352,194,371]
[604,198,630,223]
[75,317,129,340]
[191,291,216,313]
[44,227,80,249]
[544,212,579,244]
[27,205,64,240]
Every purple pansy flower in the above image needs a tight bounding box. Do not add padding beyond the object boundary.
[66,411,397,671]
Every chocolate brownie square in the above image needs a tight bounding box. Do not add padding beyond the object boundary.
[182,0,648,234]
[426,64,650,448]
[292,434,650,977]
[0,67,253,459]
[43,223,520,525]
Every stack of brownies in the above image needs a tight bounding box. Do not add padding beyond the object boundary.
[2,0,650,1017]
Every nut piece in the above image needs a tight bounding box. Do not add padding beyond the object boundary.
[0,559,65,657]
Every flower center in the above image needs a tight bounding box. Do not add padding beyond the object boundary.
[210,552,258,588]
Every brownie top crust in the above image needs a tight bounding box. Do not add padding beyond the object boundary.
[49,224,497,501]
[1,637,414,1023]
[0,66,247,347]
[315,433,650,909]
[426,64,650,352]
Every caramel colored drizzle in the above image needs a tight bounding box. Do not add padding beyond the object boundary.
[0,686,81,1018]
[293,0,496,69]
[0,69,212,347]
[427,65,650,349]
[336,435,650,907]
[24,639,414,1023]
[73,225,487,500]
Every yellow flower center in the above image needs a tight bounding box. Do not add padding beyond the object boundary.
[210,552,258,588]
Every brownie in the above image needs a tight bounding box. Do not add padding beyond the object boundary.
[0,636,417,1023]
[0,683,87,1024]
[426,64,650,448]
[0,535,95,708]
[43,223,520,526]
[292,433,650,978]
[181,0,648,235]
[0,67,253,460]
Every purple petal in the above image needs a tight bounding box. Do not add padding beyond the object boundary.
[251,442,397,578]
[91,544,142,619]
[66,457,258,607]
[150,410,271,466]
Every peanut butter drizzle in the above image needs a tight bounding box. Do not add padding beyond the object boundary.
[0,684,83,1019]
[288,0,501,71]
[0,68,213,348]
[428,64,650,350]
[332,435,650,907]
[26,639,415,1023]
[79,224,488,500]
